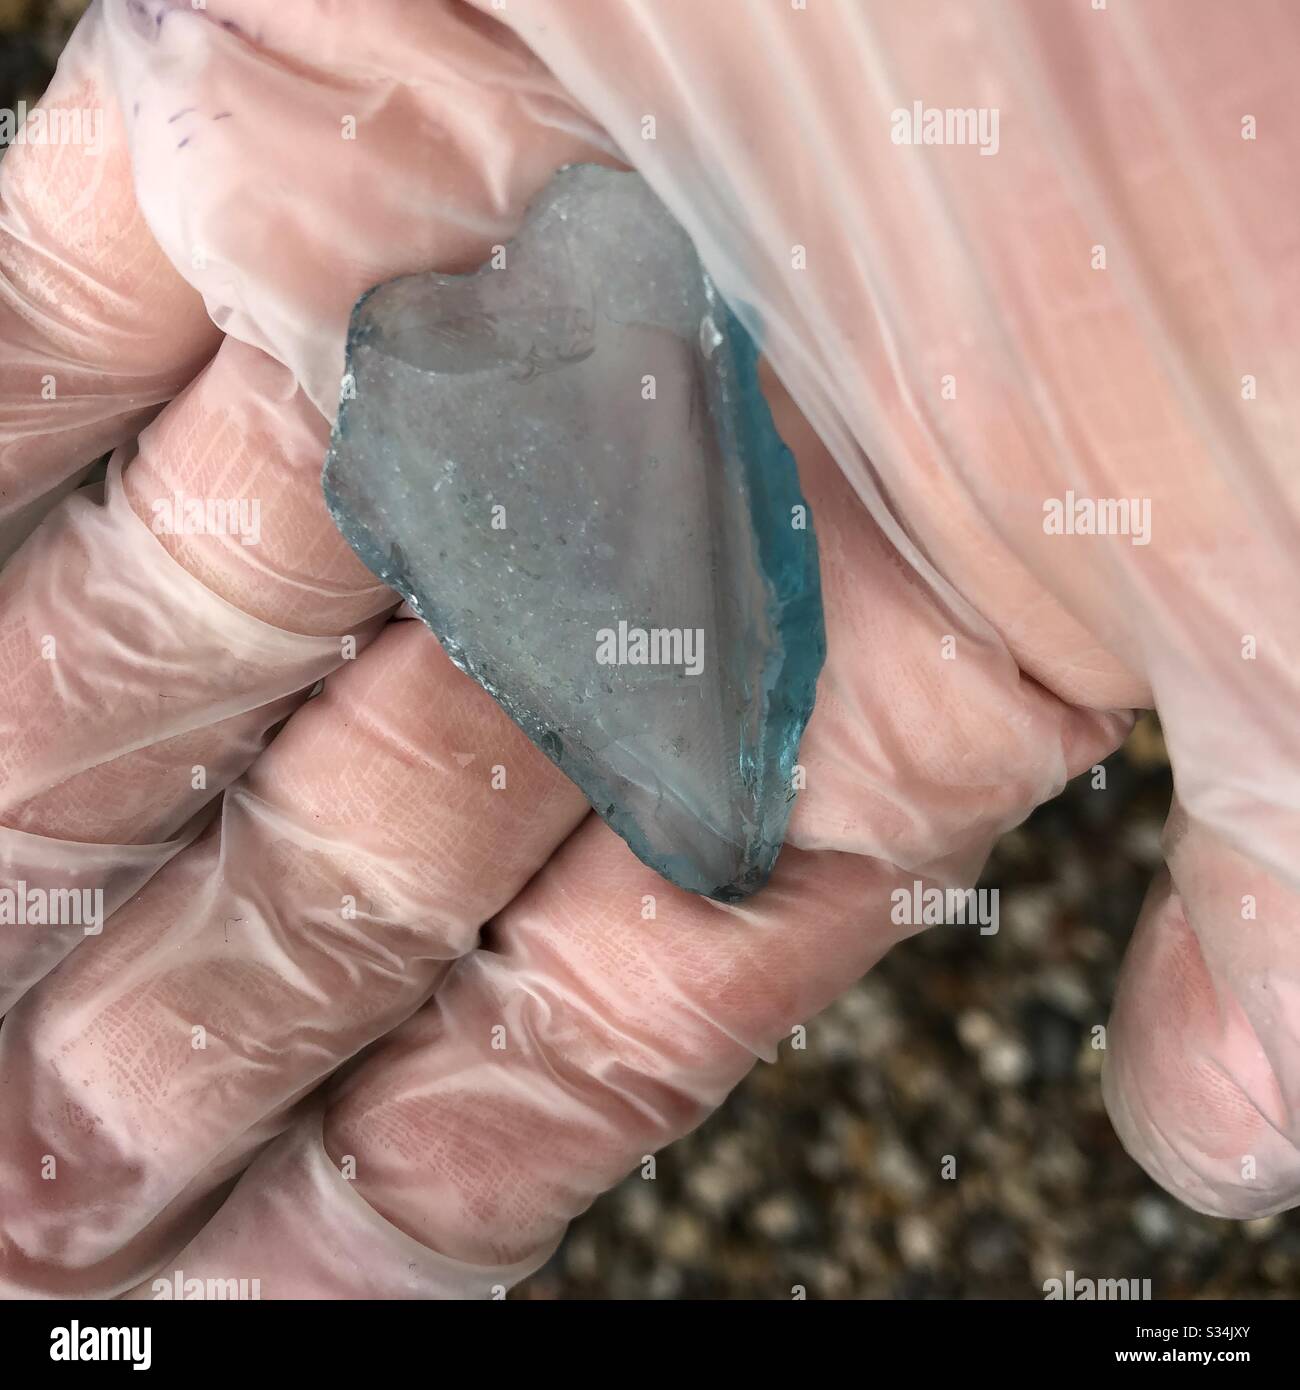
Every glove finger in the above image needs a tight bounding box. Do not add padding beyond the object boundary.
[0,4,218,559]
[0,336,388,1013]
[0,617,588,1296]
[1104,800,1300,1218]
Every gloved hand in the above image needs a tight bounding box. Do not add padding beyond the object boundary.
[0,0,1295,1298]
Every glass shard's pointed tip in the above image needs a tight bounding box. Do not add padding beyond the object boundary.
[324,165,825,902]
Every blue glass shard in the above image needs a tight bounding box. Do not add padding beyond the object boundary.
[324,165,824,900]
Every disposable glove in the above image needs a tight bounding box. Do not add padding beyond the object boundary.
[0,0,1296,1298]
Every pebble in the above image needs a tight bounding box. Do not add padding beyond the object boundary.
[982,1037,1032,1087]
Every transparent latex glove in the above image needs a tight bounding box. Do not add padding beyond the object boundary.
[0,0,1294,1299]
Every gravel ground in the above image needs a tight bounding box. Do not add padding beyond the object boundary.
[4,3,1295,1301]
[0,0,80,110]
